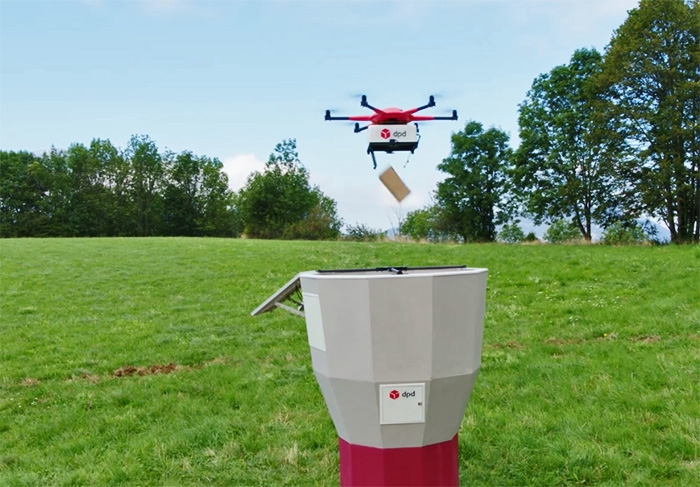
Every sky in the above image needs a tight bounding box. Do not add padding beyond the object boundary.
[0,0,641,234]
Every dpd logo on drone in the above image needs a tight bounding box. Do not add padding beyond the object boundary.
[389,389,399,400]
[380,128,408,140]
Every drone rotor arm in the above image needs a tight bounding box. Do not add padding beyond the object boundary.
[412,110,458,121]
[325,114,374,122]
[359,95,386,115]
[404,95,436,115]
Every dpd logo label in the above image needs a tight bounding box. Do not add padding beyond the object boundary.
[389,389,416,400]
[380,383,426,425]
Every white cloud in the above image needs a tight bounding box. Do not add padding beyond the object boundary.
[221,154,266,191]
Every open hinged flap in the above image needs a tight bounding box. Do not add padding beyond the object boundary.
[250,273,305,318]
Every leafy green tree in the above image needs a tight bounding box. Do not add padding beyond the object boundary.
[400,206,433,241]
[162,151,204,236]
[197,156,241,237]
[514,48,627,242]
[64,142,114,236]
[125,135,164,236]
[544,219,583,243]
[238,139,341,239]
[0,149,71,237]
[400,205,450,242]
[40,149,72,236]
[343,223,385,242]
[601,221,649,245]
[436,121,513,242]
[89,139,129,236]
[524,232,538,242]
[498,221,526,244]
[1,151,48,237]
[162,150,241,237]
[283,190,342,240]
[599,0,699,243]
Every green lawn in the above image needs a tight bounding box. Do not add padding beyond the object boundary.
[1,238,698,486]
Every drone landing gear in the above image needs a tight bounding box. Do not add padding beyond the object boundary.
[369,151,377,169]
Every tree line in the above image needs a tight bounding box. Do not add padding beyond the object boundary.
[1,135,238,238]
[401,0,698,244]
[0,136,342,240]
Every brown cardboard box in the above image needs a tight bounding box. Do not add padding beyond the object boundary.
[379,166,410,202]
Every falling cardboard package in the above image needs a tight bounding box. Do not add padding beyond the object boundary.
[379,166,410,202]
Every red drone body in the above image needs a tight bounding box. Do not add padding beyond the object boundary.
[325,95,458,168]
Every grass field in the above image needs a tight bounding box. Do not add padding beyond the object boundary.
[1,238,698,486]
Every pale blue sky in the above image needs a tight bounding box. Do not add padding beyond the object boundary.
[1,0,639,232]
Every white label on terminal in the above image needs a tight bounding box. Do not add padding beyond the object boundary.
[302,293,326,351]
[379,383,425,425]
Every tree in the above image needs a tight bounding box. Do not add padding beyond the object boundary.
[238,139,341,239]
[601,221,650,245]
[400,205,450,242]
[123,135,165,236]
[64,142,113,236]
[162,151,200,236]
[514,48,627,242]
[599,0,700,243]
[544,219,584,244]
[197,156,241,237]
[436,121,513,242]
[90,139,129,236]
[498,221,526,244]
[282,190,342,240]
[0,151,50,237]
[344,223,385,242]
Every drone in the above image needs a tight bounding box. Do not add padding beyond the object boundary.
[325,95,458,168]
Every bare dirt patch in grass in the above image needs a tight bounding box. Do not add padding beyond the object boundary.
[21,378,40,387]
[113,362,184,377]
[61,356,233,384]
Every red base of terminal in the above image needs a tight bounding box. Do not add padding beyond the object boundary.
[338,434,459,486]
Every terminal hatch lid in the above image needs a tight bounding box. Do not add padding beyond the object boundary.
[250,273,304,318]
